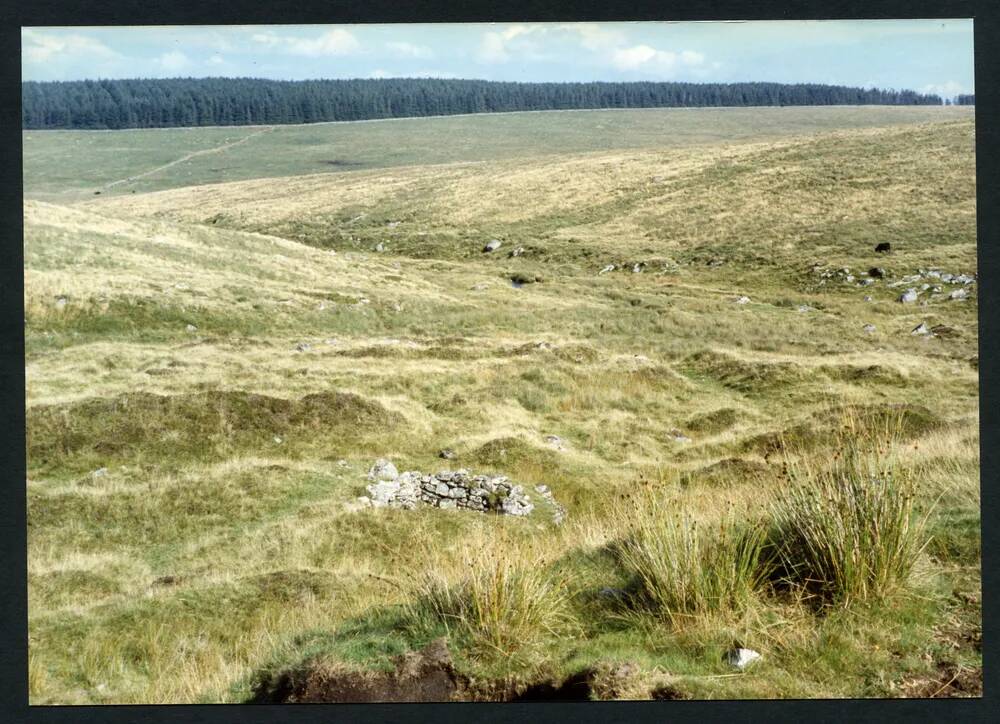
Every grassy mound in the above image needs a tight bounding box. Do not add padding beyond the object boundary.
[28,389,397,473]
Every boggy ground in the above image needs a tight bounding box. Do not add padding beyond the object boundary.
[24,108,980,703]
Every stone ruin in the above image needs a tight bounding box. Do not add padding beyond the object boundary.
[359,459,565,523]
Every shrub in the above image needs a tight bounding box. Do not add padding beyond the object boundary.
[768,441,929,607]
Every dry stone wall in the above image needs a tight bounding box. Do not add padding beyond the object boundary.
[360,458,564,522]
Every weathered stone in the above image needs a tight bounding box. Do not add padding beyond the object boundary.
[544,434,565,450]
[899,289,918,304]
[296,342,311,352]
[950,287,969,300]
[439,448,457,460]
[725,648,762,670]
[483,239,502,253]
[185,324,198,333]
[508,246,525,258]
[911,322,931,336]
[368,458,399,482]
[598,264,615,275]
[868,267,886,279]
[863,323,877,334]
[735,295,751,305]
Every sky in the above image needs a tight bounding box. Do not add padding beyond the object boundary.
[21,20,975,98]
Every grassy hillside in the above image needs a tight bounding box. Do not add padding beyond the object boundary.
[24,110,980,703]
[23,105,972,203]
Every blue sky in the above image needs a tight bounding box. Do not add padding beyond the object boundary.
[22,20,975,98]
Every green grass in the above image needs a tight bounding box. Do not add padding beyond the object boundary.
[23,107,980,702]
[23,106,972,202]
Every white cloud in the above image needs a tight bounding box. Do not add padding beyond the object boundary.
[22,29,119,64]
[251,32,282,47]
[478,32,509,63]
[558,23,627,51]
[477,24,547,63]
[680,50,705,66]
[369,69,390,78]
[612,44,705,75]
[412,69,459,79]
[612,45,666,70]
[252,29,360,57]
[156,50,191,72]
[208,54,225,66]
[921,80,968,97]
[386,41,433,59]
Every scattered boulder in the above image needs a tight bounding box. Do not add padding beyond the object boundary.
[483,239,502,253]
[796,305,814,313]
[534,484,566,525]
[632,263,644,274]
[185,324,198,333]
[438,449,457,460]
[899,289,919,304]
[296,342,311,352]
[544,435,566,451]
[598,264,616,275]
[863,323,877,334]
[55,297,68,310]
[950,288,969,300]
[374,243,385,252]
[669,429,692,443]
[367,458,399,482]
[735,295,751,305]
[91,467,108,478]
[868,267,886,279]
[470,282,490,291]
[911,322,931,336]
[508,246,525,258]
[859,278,875,286]
[863,295,874,302]
[725,648,762,671]
[875,242,892,253]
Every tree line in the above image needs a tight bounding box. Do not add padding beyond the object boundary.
[21,77,946,130]
[955,94,975,105]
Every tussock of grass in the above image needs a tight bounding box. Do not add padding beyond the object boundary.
[768,435,930,607]
[613,495,771,628]
[407,538,575,664]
